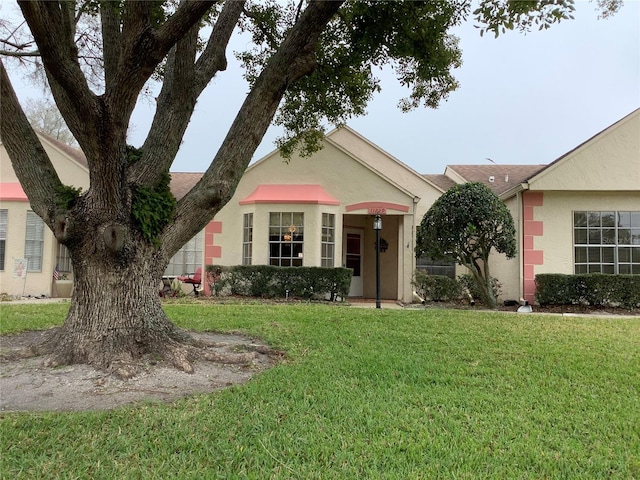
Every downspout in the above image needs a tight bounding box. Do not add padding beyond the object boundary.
[518,183,530,303]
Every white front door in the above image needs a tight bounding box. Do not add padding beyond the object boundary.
[343,229,363,296]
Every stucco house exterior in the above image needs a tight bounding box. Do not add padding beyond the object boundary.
[1,108,638,302]
[1,134,90,297]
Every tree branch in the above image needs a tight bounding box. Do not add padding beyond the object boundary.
[103,1,215,142]
[163,0,344,254]
[18,1,101,149]
[130,25,200,186]
[100,2,121,89]
[130,0,246,186]
[0,37,36,51]
[0,59,63,227]
[0,49,40,57]
[154,1,217,49]
[194,0,246,90]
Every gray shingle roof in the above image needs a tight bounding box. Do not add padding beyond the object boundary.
[169,172,202,200]
[422,174,457,192]
[444,164,546,195]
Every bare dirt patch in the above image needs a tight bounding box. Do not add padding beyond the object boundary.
[0,328,281,413]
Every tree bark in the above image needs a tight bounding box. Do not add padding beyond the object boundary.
[38,232,195,378]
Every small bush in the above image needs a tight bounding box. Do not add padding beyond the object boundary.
[412,270,461,302]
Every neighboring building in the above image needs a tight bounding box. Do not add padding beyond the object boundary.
[210,127,445,302]
[1,109,638,302]
[0,134,89,297]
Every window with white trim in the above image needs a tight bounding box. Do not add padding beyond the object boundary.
[321,213,335,267]
[25,211,44,271]
[269,212,304,267]
[574,211,640,274]
[242,213,253,265]
[0,210,7,271]
[56,243,73,273]
[416,256,456,279]
[165,231,203,276]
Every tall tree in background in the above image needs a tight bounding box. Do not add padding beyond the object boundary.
[0,0,617,377]
[24,97,78,146]
[416,182,517,308]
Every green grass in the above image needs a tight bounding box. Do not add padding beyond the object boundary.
[1,303,639,479]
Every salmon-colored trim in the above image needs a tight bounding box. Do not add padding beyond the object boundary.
[523,206,535,221]
[209,221,222,234]
[523,191,544,207]
[523,250,544,265]
[205,245,221,262]
[0,183,29,202]
[523,235,534,250]
[522,191,544,303]
[203,220,222,295]
[524,220,543,236]
[345,201,409,213]
[239,184,340,205]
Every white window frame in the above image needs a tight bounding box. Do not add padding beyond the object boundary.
[165,231,203,276]
[574,211,640,274]
[321,213,335,267]
[269,212,304,267]
[25,211,44,271]
[242,213,253,265]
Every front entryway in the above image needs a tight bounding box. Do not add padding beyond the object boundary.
[343,228,363,296]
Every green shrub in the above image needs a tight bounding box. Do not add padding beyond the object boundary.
[534,274,575,305]
[535,273,640,308]
[206,265,352,300]
[412,270,461,302]
[457,274,502,305]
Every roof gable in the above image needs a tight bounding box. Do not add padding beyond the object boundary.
[37,133,87,169]
[526,108,640,191]
[325,126,448,194]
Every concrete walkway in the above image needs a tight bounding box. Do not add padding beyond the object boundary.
[2,296,637,318]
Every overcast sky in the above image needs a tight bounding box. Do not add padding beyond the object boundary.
[8,1,640,175]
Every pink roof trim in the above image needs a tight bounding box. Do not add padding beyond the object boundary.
[239,184,340,205]
[0,183,29,202]
[345,201,409,213]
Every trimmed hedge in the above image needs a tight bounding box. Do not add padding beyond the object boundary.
[206,265,352,300]
[412,270,461,302]
[535,273,640,308]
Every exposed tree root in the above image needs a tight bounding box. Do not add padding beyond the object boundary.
[2,326,285,380]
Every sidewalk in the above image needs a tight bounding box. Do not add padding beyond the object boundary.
[347,298,405,309]
[1,296,69,305]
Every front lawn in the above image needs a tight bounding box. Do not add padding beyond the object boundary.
[1,303,639,478]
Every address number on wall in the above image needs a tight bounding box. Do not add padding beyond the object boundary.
[368,208,386,214]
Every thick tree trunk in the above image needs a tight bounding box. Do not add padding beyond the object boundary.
[466,258,497,308]
[39,232,197,379]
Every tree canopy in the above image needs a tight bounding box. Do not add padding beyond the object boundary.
[416,182,516,307]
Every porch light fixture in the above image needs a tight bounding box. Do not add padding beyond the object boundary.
[373,215,382,309]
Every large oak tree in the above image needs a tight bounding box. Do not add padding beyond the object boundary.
[0,0,613,376]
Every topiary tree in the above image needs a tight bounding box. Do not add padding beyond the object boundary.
[416,182,516,308]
